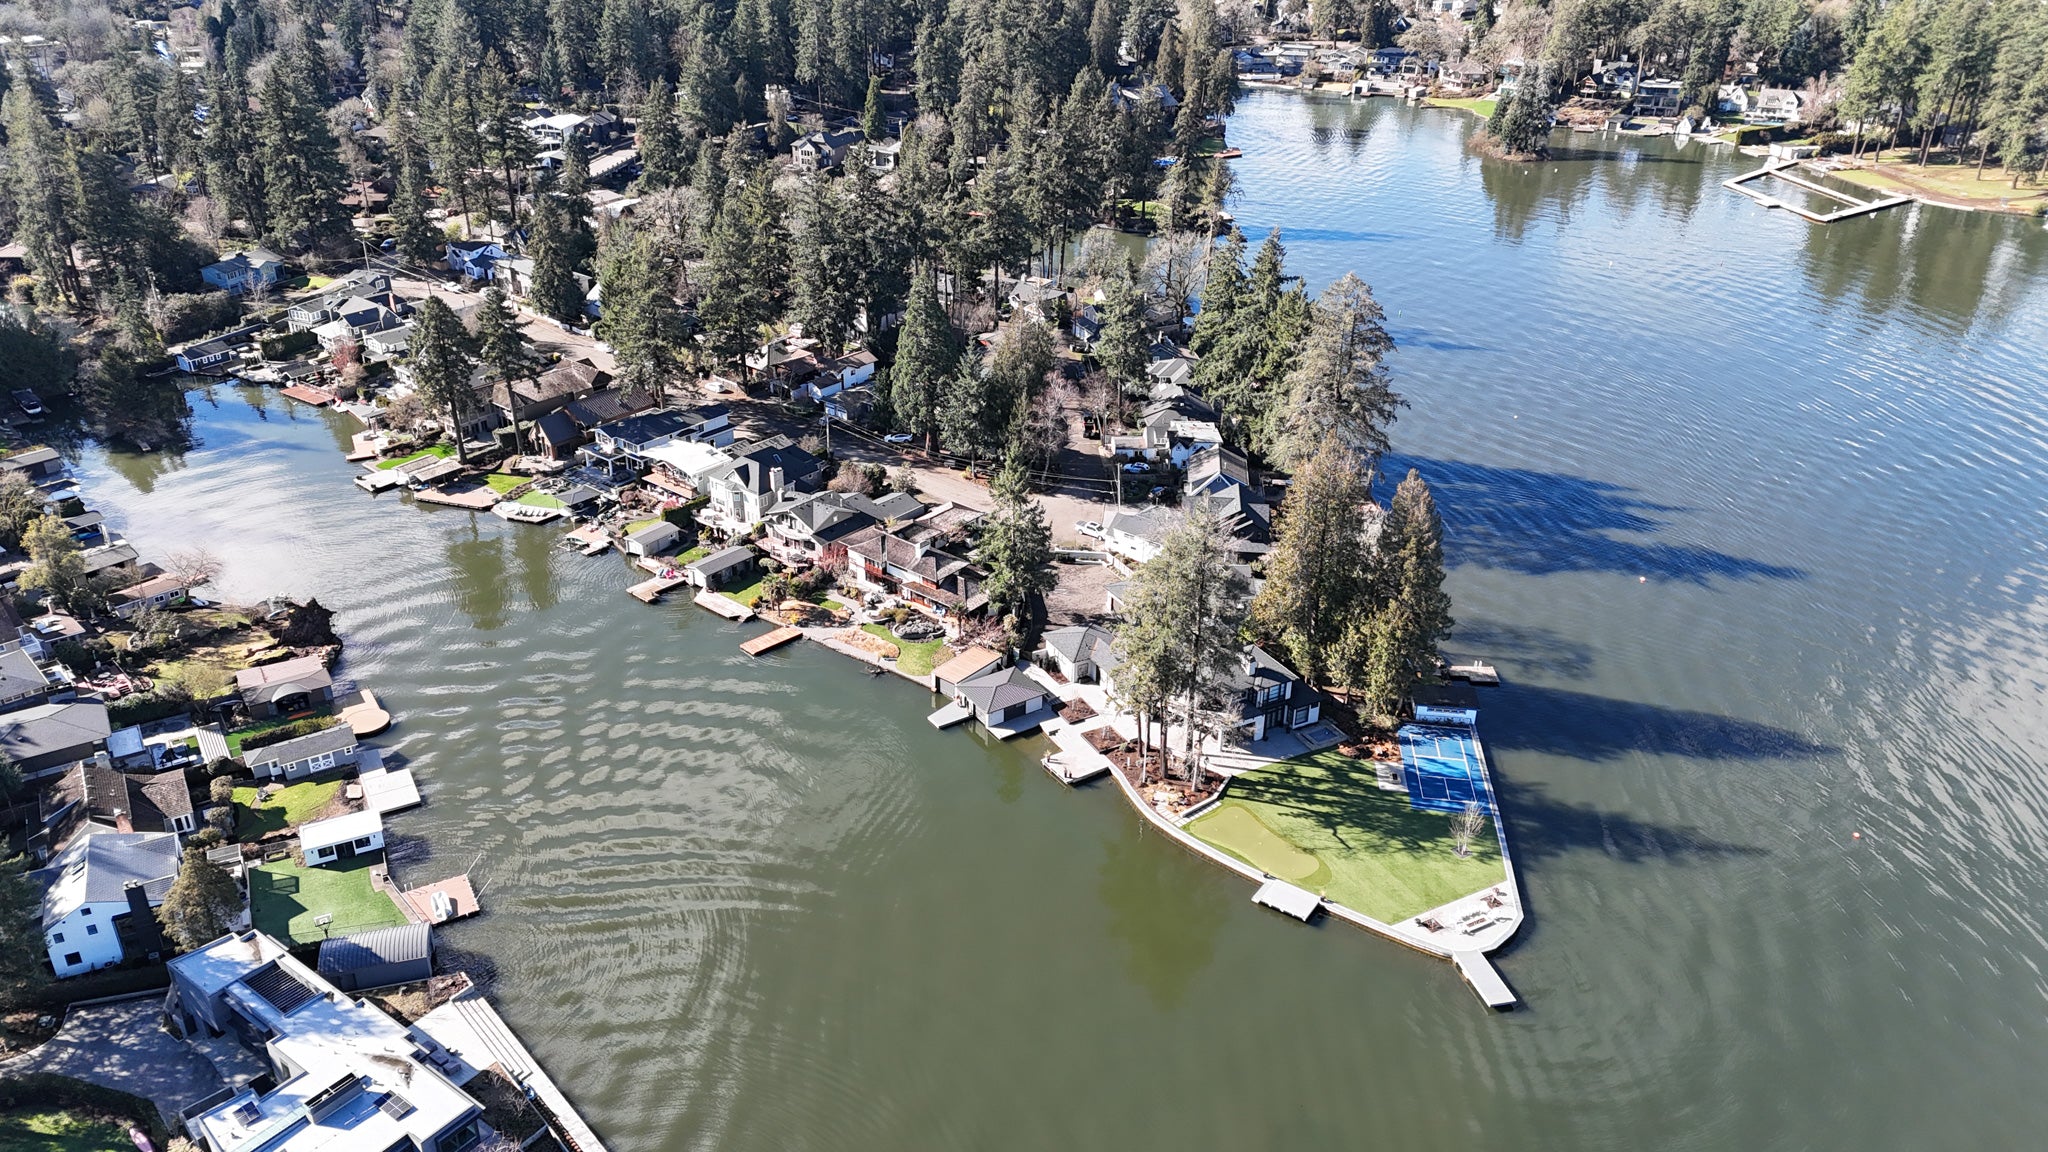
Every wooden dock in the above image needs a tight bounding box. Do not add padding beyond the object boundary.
[627,574,687,603]
[414,486,499,510]
[1453,950,1518,1010]
[740,626,803,656]
[399,874,481,924]
[1724,160,1911,222]
[693,589,753,620]
[1252,879,1323,922]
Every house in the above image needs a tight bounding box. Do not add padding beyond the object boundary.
[1108,80,1179,113]
[0,700,111,778]
[33,830,181,977]
[361,323,412,359]
[589,407,733,460]
[1369,47,1413,76]
[169,932,490,1152]
[491,359,610,441]
[746,333,825,391]
[286,270,393,330]
[684,544,758,591]
[79,542,142,580]
[1715,84,1752,115]
[106,573,189,619]
[932,647,1004,697]
[793,350,878,404]
[842,525,989,626]
[309,293,411,351]
[867,137,903,171]
[317,922,432,992]
[524,108,620,148]
[1635,78,1684,116]
[1006,277,1064,322]
[1104,506,1177,565]
[243,725,360,781]
[1223,645,1322,742]
[200,248,284,295]
[640,439,735,498]
[1753,87,1805,122]
[445,239,507,282]
[1036,625,1118,683]
[762,491,925,566]
[175,337,240,372]
[298,809,384,866]
[791,128,865,172]
[0,645,53,711]
[951,665,1050,728]
[1438,60,1491,92]
[563,385,656,431]
[622,520,682,558]
[235,654,335,719]
[700,437,825,533]
[38,757,197,854]
[825,385,876,426]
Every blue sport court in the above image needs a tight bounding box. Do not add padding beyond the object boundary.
[1398,724,1492,814]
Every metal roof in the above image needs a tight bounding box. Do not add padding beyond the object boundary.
[318,923,431,976]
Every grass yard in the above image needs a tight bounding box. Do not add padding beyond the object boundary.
[721,574,769,607]
[1187,750,1505,924]
[1429,96,1497,118]
[622,516,665,535]
[232,777,343,839]
[225,711,335,755]
[860,623,947,677]
[1830,156,2048,211]
[483,473,527,494]
[516,490,565,509]
[376,444,457,470]
[0,1110,136,1152]
[251,858,408,944]
[674,544,711,565]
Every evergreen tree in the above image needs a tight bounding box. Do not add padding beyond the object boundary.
[1093,257,1148,407]
[1486,67,1554,157]
[477,55,534,225]
[1377,468,1453,671]
[425,4,487,235]
[258,45,349,251]
[1190,227,1246,354]
[637,78,685,191]
[594,226,689,405]
[391,158,441,266]
[976,449,1057,646]
[526,203,586,324]
[598,0,656,94]
[4,90,82,306]
[1274,273,1401,470]
[862,74,888,140]
[408,295,477,463]
[547,0,600,95]
[789,178,859,354]
[1111,506,1249,780]
[1250,435,1373,687]
[158,844,242,951]
[0,854,48,1010]
[889,263,956,447]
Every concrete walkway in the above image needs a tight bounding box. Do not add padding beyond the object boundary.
[0,995,224,1126]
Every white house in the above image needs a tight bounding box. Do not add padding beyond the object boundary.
[33,831,182,977]
[106,573,189,619]
[1104,506,1176,565]
[793,350,878,404]
[200,248,283,295]
[298,809,385,866]
[242,725,359,781]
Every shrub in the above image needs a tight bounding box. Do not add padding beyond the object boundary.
[109,691,192,727]
[258,329,318,361]
[153,291,242,343]
[208,776,236,804]
[238,714,338,751]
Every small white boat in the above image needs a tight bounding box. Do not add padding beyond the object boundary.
[492,500,562,523]
[354,471,406,493]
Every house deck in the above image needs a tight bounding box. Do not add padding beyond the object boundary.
[740,626,803,656]
[986,704,1060,740]
[413,486,499,510]
[927,701,973,729]
[280,384,337,406]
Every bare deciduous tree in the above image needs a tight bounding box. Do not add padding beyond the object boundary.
[1450,801,1489,858]
[167,547,224,588]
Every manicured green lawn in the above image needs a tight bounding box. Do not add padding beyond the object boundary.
[674,544,710,565]
[232,778,343,839]
[0,1109,137,1152]
[721,574,769,607]
[622,516,664,535]
[483,473,527,493]
[860,623,947,677]
[225,711,335,755]
[251,857,408,944]
[516,490,565,509]
[1186,750,1506,924]
[822,598,848,614]
[1430,96,1498,118]
[376,444,456,470]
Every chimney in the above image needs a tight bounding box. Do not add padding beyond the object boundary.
[115,810,133,833]
[769,465,785,492]
[124,880,165,959]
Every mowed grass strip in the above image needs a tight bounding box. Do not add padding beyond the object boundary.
[860,624,946,676]
[0,1110,137,1152]
[1187,750,1505,924]
[251,857,408,944]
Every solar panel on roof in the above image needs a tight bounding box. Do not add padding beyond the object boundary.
[378,1091,415,1119]
[243,962,319,1014]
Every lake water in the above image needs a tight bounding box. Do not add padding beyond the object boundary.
[75,90,2048,1150]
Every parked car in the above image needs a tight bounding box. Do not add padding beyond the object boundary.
[13,389,43,416]
[1074,521,1105,540]
[883,433,915,444]
[1121,462,1152,474]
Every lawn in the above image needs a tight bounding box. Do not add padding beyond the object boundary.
[376,444,457,470]
[622,516,665,535]
[860,623,947,677]
[483,473,527,494]
[1187,750,1506,924]
[225,711,335,755]
[516,490,565,509]
[232,777,343,839]
[251,857,408,944]
[674,544,710,565]
[1429,96,1497,118]
[1830,156,2048,211]
[720,573,769,607]
[0,1110,136,1152]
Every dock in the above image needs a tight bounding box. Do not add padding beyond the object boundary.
[355,764,421,815]
[353,470,405,493]
[414,988,608,1152]
[399,874,481,924]
[692,589,753,620]
[413,486,500,510]
[1445,660,1500,685]
[626,573,687,603]
[1452,950,1518,1010]
[280,384,337,406]
[927,700,973,729]
[1724,160,1911,222]
[1040,750,1110,785]
[337,688,393,735]
[1252,879,1323,922]
[740,625,803,656]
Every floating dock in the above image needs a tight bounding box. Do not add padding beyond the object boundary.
[414,486,499,510]
[1252,879,1323,922]
[692,589,753,620]
[927,700,973,729]
[1724,160,1911,222]
[1445,660,1500,685]
[1040,750,1110,785]
[1453,950,1518,1010]
[627,574,687,603]
[353,470,405,493]
[740,626,803,656]
[400,874,481,924]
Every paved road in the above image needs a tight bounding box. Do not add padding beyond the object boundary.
[0,996,224,1124]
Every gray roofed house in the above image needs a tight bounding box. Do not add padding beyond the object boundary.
[562,385,656,429]
[1,700,111,777]
[1037,624,1117,683]
[531,410,582,458]
[762,490,927,564]
[243,724,359,781]
[702,436,825,531]
[684,544,758,591]
[622,520,683,558]
[953,665,1050,726]
[38,758,198,853]
[33,830,183,926]
[1104,506,1178,564]
[316,922,432,992]
[234,654,334,719]
[79,542,141,577]
[0,644,52,711]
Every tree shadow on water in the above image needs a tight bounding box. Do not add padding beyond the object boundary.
[1450,619,1596,680]
[1487,682,1836,763]
[1382,455,1807,584]
[1498,778,1767,866]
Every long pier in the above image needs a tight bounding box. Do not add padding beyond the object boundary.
[1724,160,1911,223]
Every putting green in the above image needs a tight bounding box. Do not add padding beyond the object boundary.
[1190,804,1321,883]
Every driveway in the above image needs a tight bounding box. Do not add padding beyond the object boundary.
[0,996,224,1125]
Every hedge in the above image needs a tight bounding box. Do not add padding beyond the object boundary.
[239,715,338,751]
[20,964,171,1012]
[107,692,192,727]
[258,329,318,361]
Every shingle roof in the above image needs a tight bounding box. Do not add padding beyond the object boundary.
[1041,625,1115,666]
[686,545,755,576]
[242,724,356,769]
[0,646,47,700]
[0,701,111,763]
[956,665,1044,714]
[32,830,181,926]
[234,655,333,704]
